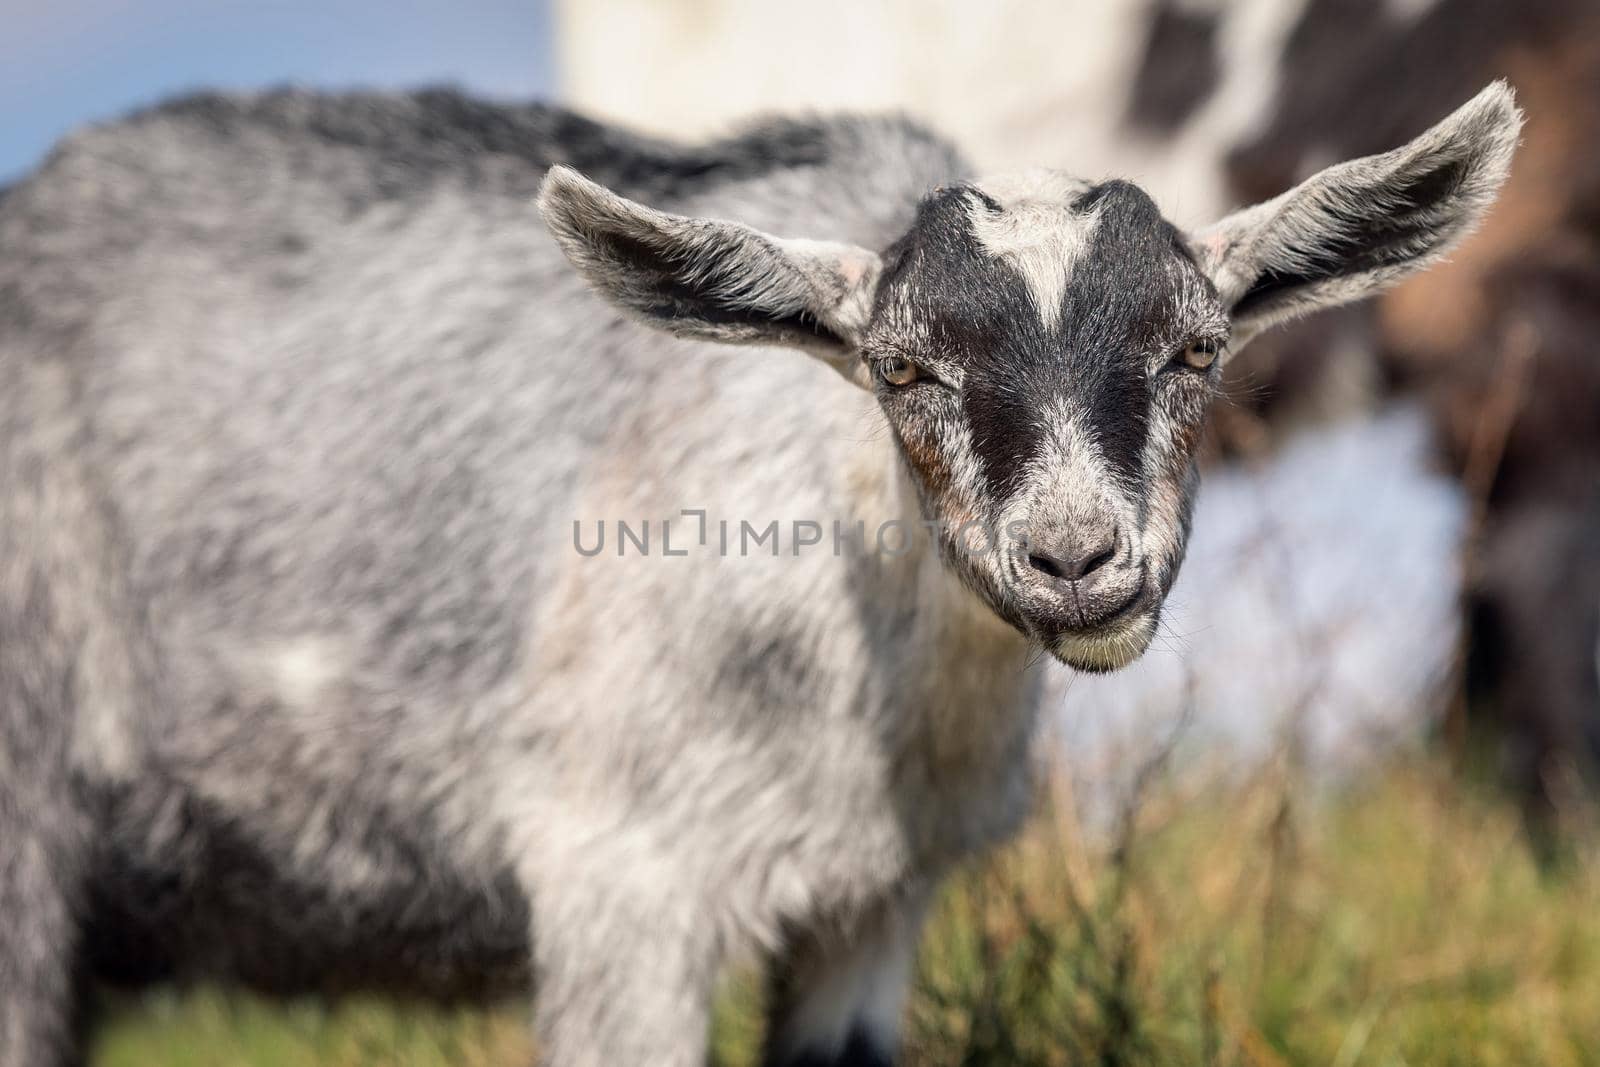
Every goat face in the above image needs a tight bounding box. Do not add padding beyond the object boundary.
[859,175,1220,669]
[541,82,1520,672]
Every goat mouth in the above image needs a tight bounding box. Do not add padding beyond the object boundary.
[1043,595,1160,673]
[1073,581,1147,630]
[1050,616,1157,672]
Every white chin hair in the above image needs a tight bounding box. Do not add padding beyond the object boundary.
[1052,613,1158,673]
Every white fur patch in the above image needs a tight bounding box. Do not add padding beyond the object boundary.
[967,171,1100,331]
[273,637,343,708]
[1038,398,1137,534]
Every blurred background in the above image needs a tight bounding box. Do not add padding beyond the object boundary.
[10,1,1600,1064]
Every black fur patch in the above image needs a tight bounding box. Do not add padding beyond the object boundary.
[1061,180,1197,484]
[86,780,533,1000]
[874,180,1209,499]
[876,188,1048,498]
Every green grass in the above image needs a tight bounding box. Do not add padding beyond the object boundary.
[92,993,533,1067]
[92,759,1600,1066]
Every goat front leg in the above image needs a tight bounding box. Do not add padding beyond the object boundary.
[530,868,720,1067]
[761,890,929,1067]
[0,751,91,1067]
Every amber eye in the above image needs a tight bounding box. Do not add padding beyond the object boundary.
[876,356,921,387]
[1177,338,1222,372]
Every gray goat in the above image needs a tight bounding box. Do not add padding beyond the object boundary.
[0,82,1517,1066]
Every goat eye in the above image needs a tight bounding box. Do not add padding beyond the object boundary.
[876,356,921,387]
[1176,339,1221,372]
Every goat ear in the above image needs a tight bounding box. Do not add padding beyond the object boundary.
[538,166,881,380]
[1190,81,1522,348]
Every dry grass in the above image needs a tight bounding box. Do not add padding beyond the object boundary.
[93,757,1600,1067]
[901,758,1600,1067]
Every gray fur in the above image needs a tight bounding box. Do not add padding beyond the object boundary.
[0,83,1517,1066]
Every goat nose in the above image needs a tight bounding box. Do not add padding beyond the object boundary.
[1027,532,1118,583]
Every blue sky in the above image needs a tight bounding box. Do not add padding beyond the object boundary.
[0,0,555,182]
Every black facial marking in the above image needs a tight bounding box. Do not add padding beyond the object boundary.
[963,371,1045,501]
[1059,180,1188,484]
[873,179,1215,501]
[877,188,1051,498]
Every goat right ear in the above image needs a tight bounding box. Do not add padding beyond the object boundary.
[538,166,881,381]
[1190,81,1522,349]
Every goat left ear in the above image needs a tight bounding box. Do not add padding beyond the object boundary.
[538,166,881,380]
[1191,80,1522,348]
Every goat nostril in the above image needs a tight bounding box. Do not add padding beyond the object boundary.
[1074,542,1117,580]
[1027,537,1118,583]
[1027,552,1067,580]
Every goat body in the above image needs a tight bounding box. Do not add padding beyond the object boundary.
[0,84,1518,1066]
